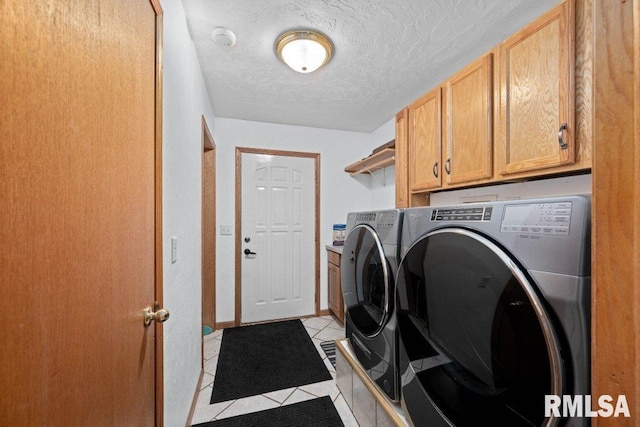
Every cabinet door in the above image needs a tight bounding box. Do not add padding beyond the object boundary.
[443,53,493,185]
[328,261,343,322]
[395,109,409,208]
[408,87,442,191]
[497,1,575,175]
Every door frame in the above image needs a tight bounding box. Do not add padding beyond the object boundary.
[591,0,639,419]
[234,147,321,326]
[151,0,164,424]
[202,116,216,338]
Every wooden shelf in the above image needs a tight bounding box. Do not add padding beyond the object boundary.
[344,147,395,176]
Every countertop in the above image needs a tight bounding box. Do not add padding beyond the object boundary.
[326,244,343,254]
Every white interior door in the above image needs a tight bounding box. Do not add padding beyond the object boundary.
[241,152,316,323]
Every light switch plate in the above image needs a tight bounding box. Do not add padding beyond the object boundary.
[171,236,178,263]
[220,225,232,235]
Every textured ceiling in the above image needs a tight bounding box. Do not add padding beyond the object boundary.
[182,0,560,132]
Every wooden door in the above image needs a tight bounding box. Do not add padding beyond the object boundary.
[408,87,442,192]
[497,0,575,175]
[238,149,319,324]
[443,53,493,186]
[0,1,163,424]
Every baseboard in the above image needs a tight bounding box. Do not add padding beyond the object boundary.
[185,370,205,427]
[318,309,332,317]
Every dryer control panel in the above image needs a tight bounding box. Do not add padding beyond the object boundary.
[500,202,572,236]
[430,206,493,222]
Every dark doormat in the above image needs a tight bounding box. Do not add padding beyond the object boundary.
[194,396,344,427]
[210,319,332,403]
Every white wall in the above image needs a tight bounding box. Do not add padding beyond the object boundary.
[162,1,216,425]
[214,118,395,323]
[367,118,396,209]
[429,174,592,205]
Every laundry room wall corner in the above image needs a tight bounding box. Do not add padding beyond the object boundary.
[162,0,216,424]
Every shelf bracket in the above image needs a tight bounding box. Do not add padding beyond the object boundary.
[367,167,387,186]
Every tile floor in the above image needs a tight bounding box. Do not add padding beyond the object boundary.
[190,315,358,426]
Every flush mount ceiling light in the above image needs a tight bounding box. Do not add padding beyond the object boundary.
[275,29,333,73]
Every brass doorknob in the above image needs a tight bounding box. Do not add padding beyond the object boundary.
[142,306,170,326]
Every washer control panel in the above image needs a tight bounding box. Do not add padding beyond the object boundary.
[500,202,572,236]
[430,206,493,222]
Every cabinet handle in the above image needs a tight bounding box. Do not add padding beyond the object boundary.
[557,123,568,149]
[432,162,439,178]
[444,158,451,175]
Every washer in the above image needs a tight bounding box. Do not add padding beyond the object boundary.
[396,196,591,426]
[341,209,403,401]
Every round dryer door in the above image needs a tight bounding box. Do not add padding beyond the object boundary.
[396,228,563,427]
[341,224,391,337]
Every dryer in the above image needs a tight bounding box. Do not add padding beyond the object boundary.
[396,196,590,426]
[341,209,403,401]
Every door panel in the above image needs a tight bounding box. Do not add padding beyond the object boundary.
[444,53,493,185]
[498,1,575,174]
[0,1,160,424]
[409,88,442,192]
[240,152,316,323]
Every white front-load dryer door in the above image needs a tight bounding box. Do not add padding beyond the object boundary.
[396,228,564,427]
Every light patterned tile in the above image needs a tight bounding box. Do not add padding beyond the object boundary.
[215,395,279,420]
[303,316,332,330]
[299,379,340,400]
[333,394,359,427]
[304,325,320,338]
[204,337,222,360]
[195,315,357,425]
[377,402,397,427]
[204,354,219,377]
[353,372,376,426]
[335,350,353,409]
[282,388,316,406]
[312,338,327,359]
[200,372,214,390]
[326,320,344,331]
[262,387,296,404]
[190,386,233,425]
[314,326,345,342]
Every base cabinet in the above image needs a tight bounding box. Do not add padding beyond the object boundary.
[327,249,344,323]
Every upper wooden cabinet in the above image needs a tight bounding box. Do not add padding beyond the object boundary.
[408,87,442,192]
[393,0,590,204]
[496,1,575,175]
[443,53,493,185]
[405,53,493,198]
